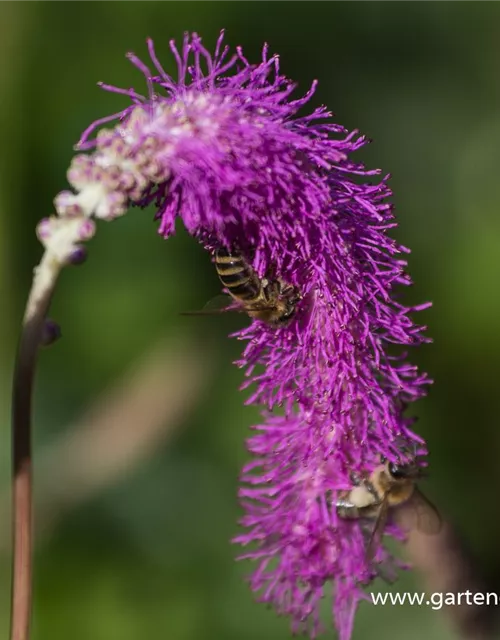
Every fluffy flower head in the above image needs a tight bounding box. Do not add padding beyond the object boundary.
[44,32,433,640]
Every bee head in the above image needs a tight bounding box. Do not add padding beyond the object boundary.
[275,288,301,325]
[387,461,420,481]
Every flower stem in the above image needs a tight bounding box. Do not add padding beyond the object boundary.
[407,520,497,639]
[10,251,62,640]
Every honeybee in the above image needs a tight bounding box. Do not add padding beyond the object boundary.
[185,247,301,327]
[336,460,442,561]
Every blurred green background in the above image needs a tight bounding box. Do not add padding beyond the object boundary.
[0,3,499,639]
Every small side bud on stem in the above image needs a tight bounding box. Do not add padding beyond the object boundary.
[40,319,62,347]
[67,245,88,266]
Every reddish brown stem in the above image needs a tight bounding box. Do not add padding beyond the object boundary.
[10,253,61,640]
[407,521,498,639]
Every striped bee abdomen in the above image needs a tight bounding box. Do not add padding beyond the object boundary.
[214,247,262,302]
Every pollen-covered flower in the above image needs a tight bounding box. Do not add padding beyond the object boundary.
[43,31,432,640]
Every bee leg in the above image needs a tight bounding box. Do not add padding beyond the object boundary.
[263,280,278,302]
[365,481,380,502]
[278,281,291,295]
[349,470,363,485]
[336,499,361,520]
[347,471,379,502]
[278,281,299,300]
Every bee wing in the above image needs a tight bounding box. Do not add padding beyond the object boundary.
[180,295,242,316]
[203,296,278,313]
[404,488,442,535]
[204,294,239,311]
[365,497,389,563]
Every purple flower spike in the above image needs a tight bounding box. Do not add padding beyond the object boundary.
[72,32,432,639]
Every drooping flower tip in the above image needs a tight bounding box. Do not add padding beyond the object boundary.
[36,215,96,263]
